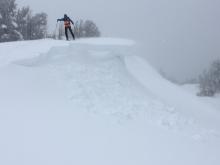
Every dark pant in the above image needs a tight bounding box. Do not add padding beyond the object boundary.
[65,27,75,40]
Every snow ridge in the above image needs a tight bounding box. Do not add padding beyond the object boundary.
[1,38,220,165]
[12,39,219,140]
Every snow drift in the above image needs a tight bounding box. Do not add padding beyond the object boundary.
[0,38,220,165]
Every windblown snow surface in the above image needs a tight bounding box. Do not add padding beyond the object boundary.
[0,38,220,165]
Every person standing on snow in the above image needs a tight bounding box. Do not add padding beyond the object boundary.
[57,14,75,40]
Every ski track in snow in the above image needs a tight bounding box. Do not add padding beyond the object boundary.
[11,39,220,140]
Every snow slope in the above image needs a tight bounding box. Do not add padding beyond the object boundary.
[0,38,220,165]
[182,84,220,112]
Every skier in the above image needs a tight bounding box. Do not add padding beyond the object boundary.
[57,14,75,40]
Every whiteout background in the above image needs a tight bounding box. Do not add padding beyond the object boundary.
[16,0,220,82]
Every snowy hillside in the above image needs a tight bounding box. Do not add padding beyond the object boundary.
[0,38,220,165]
[182,84,220,112]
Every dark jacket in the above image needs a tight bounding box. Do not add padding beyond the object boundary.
[57,15,74,27]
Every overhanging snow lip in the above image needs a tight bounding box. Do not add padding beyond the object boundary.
[74,37,136,46]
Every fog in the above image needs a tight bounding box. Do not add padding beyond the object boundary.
[17,0,220,82]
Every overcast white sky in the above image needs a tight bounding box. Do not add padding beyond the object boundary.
[16,0,220,82]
